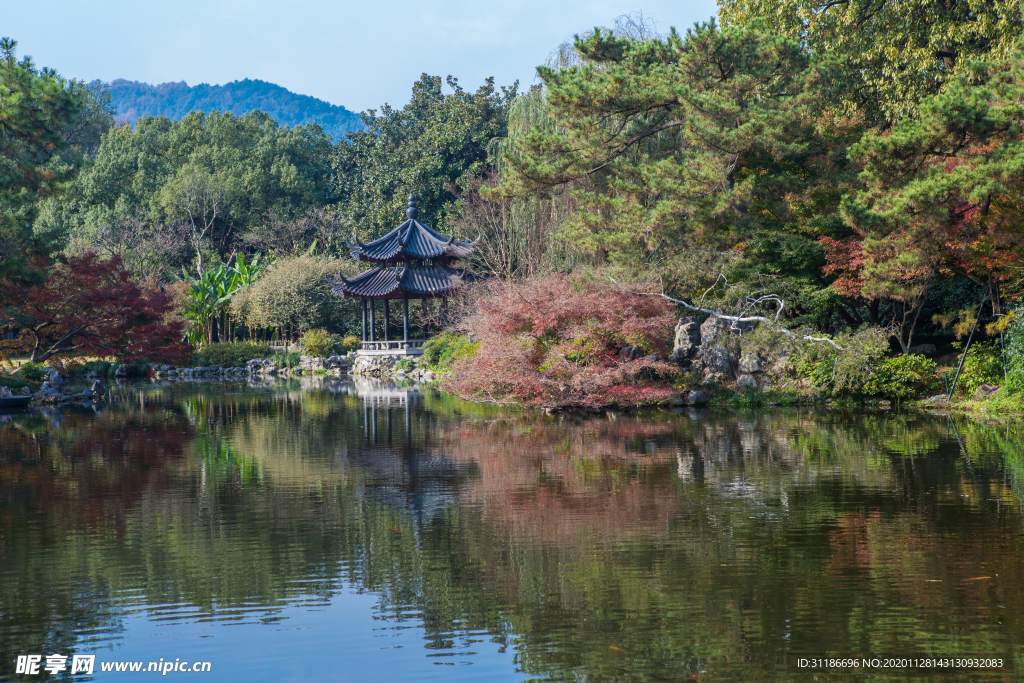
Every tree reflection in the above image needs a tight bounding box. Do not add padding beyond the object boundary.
[1,384,1022,681]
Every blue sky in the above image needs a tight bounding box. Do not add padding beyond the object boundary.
[6,0,718,112]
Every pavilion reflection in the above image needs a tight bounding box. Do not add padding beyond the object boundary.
[344,379,473,525]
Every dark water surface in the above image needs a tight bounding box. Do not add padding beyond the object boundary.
[1,379,1023,682]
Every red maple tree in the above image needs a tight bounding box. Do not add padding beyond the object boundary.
[1,252,189,364]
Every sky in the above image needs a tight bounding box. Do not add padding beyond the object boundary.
[5,0,718,113]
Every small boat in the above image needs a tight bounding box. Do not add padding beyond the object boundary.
[0,394,32,409]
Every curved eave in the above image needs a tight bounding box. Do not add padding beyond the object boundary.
[351,219,479,263]
[327,265,465,300]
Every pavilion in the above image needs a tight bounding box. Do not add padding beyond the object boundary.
[327,196,478,356]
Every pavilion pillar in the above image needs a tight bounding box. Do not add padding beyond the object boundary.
[384,300,390,341]
[403,295,409,345]
[361,299,367,342]
[369,300,376,342]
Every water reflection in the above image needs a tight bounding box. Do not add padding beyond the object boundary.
[1,380,1023,681]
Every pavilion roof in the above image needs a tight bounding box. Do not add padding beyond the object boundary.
[327,264,464,300]
[349,196,478,263]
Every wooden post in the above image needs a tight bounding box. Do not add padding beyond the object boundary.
[384,299,390,341]
[361,299,367,342]
[369,299,376,342]
[403,295,409,345]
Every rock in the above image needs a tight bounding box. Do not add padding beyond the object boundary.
[645,354,659,362]
[637,366,657,380]
[924,394,947,403]
[115,364,128,377]
[21,386,31,396]
[700,317,732,347]
[738,355,762,373]
[737,374,758,389]
[45,367,65,391]
[667,396,686,406]
[974,383,1001,400]
[697,347,733,375]
[670,317,701,365]
[618,345,645,361]
[908,343,937,355]
[686,390,707,405]
[160,364,173,372]
[90,380,103,396]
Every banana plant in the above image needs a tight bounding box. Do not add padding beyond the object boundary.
[181,253,269,346]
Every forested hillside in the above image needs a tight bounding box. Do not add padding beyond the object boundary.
[106,78,363,140]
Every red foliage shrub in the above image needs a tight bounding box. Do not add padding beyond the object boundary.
[1,252,190,364]
[445,273,679,408]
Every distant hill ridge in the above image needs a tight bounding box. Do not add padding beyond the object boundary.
[106,78,364,140]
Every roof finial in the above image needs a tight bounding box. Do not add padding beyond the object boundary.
[406,194,418,219]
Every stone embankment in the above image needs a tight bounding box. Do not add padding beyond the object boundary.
[148,353,445,383]
[350,355,446,382]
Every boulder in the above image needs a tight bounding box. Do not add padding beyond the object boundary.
[697,347,733,374]
[738,355,762,373]
[21,386,31,396]
[115,364,128,377]
[908,343,937,355]
[974,383,1001,400]
[686,390,707,405]
[618,345,645,361]
[90,380,103,395]
[669,317,701,364]
[700,317,732,347]
[737,374,758,389]
[45,367,65,391]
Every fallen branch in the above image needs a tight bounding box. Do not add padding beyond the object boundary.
[627,287,846,350]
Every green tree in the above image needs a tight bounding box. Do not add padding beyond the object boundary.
[0,38,86,272]
[719,0,1023,123]
[841,50,1024,316]
[332,74,517,238]
[58,110,335,275]
[495,21,865,330]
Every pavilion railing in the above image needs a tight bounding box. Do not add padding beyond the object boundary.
[360,339,426,352]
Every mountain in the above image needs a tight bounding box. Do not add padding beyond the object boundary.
[105,78,364,140]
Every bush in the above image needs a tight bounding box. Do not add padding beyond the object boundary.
[194,342,272,368]
[299,329,341,357]
[794,327,889,397]
[421,331,479,371]
[446,273,680,408]
[955,341,1003,395]
[341,336,361,352]
[272,351,302,369]
[0,373,39,392]
[1004,311,1024,393]
[241,256,359,333]
[71,360,116,377]
[395,358,416,373]
[863,354,937,399]
[17,362,46,382]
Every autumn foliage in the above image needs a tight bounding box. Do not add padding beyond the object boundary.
[445,273,679,408]
[1,252,189,364]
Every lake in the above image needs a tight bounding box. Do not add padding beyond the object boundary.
[1,378,1022,681]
